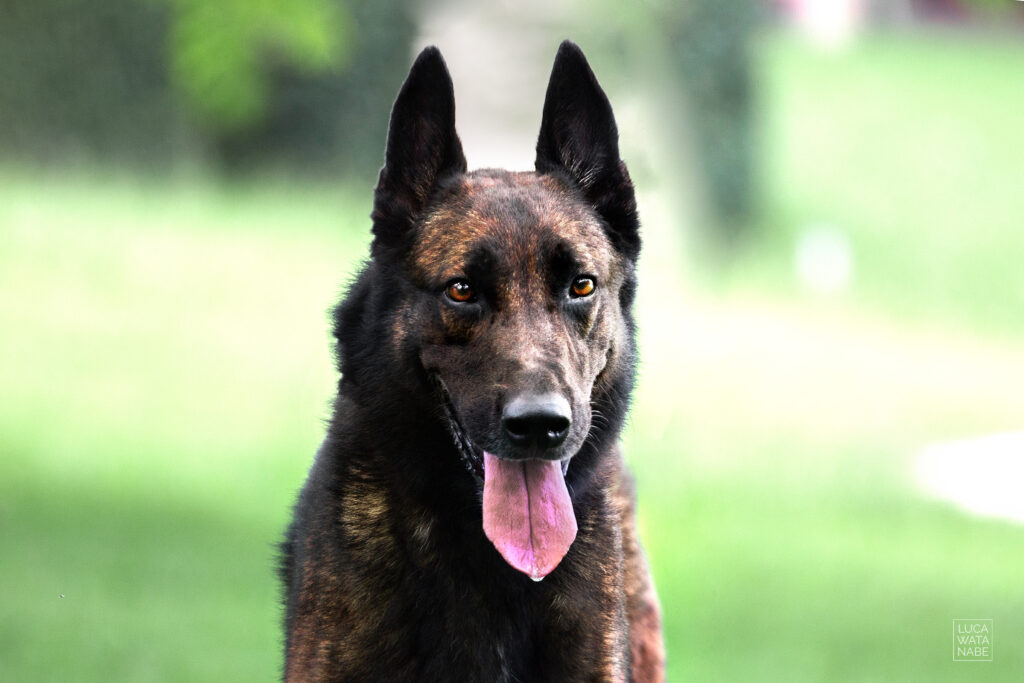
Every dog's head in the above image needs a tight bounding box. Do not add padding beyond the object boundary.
[365,42,639,580]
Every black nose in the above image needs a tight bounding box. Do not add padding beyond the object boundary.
[502,393,572,451]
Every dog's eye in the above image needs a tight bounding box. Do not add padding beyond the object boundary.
[445,279,475,303]
[570,276,596,298]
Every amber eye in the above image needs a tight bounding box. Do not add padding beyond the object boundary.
[445,279,475,303]
[570,276,596,298]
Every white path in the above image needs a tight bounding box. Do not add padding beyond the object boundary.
[916,433,1024,524]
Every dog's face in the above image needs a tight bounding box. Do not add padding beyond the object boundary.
[413,171,630,470]
[368,42,639,580]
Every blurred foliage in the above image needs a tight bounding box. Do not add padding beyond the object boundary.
[956,0,1021,12]
[212,0,415,176]
[0,0,413,175]
[662,0,760,232]
[589,0,761,235]
[0,0,185,163]
[166,0,351,131]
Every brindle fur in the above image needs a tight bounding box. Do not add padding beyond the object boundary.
[281,41,664,682]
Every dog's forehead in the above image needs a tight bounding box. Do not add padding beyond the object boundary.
[412,171,612,282]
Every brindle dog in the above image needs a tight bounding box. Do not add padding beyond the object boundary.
[281,41,664,682]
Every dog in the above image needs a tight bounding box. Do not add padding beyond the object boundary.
[280,40,664,682]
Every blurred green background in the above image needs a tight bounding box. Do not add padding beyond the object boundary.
[2,1,1023,680]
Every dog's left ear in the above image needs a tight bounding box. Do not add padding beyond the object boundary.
[372,46,467,256]
[535,41,640,260]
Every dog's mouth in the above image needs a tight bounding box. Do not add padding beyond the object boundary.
[433,375,578,581]
[435,375,486,480]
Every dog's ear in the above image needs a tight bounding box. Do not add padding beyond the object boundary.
[372,46,467,255]
[535,41,640,260]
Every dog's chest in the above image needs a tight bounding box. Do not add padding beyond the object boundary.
[388,510,630,681]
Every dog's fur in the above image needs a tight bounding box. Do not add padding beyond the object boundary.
[280,41,664,682]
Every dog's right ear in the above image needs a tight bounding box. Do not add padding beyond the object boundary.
[372,47,467,256]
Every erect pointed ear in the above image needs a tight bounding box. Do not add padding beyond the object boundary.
[372,46,467,255]
[535,41,640,259]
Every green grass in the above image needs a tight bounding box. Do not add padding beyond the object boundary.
[4,31,1024,681]
[715,31,1024,336]
[0,175,364,680]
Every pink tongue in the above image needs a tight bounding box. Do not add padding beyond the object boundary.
[482,451,577,581]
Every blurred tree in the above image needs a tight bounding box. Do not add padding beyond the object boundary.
[588,0,760,239]
[663,0,760,236]
[0,0,414,176]
[209,0,416,179]
[166,0,350,131]
[0,0,188,164]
